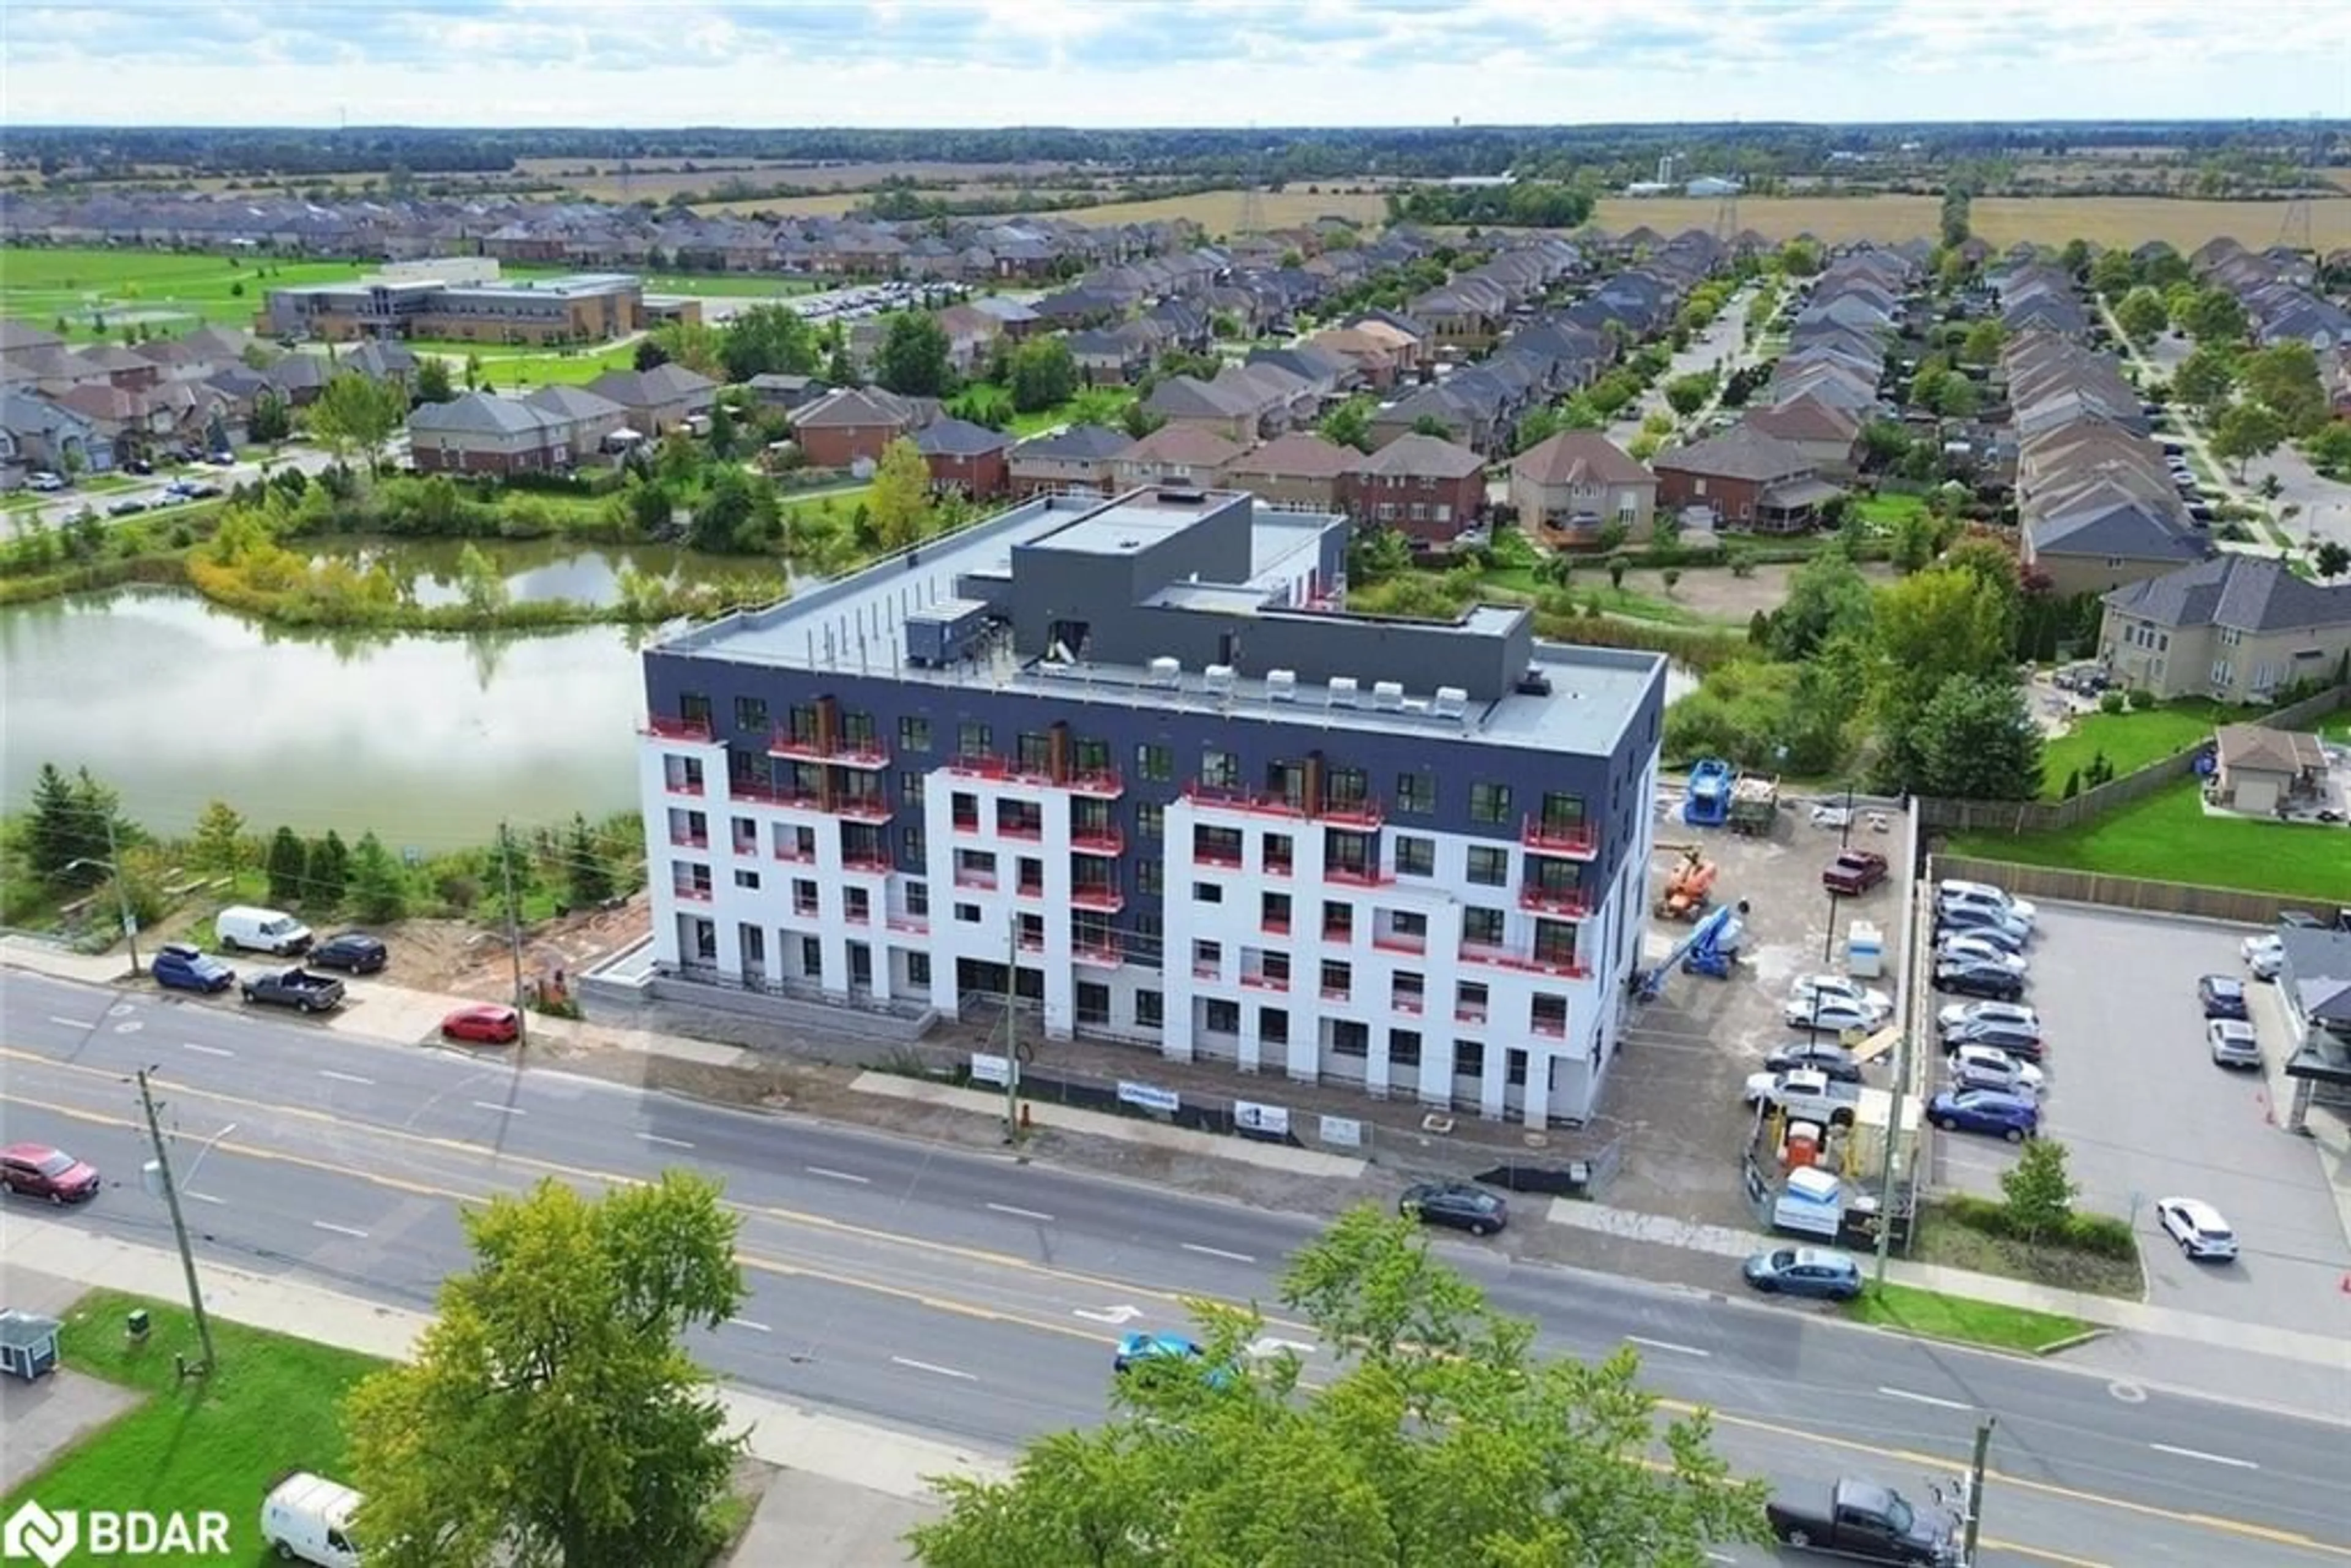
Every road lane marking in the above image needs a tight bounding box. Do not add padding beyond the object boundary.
[4,1056,2335,1562]
[891,1356,976,1381]
[311,1220,369,1239]
[1877,1386,1973,1412]
[728,1318,773,1334]
[1625,1335,1710,1358]
[2149,1442,2260,1470]
[471,1101,524,1116]
[986,1202,1054,1222]
[184,1191,223,1205]
[182,1042,234,1057]
[1074,1305,1144,1325]
[805,1166,870,1184]
[48,1017,97,1029]
[319,1070,375,1086]
[639,1133,696,1150]
[1180,1242,1256,1263]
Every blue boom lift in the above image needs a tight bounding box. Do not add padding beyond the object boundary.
[1634,899,1749,1002]
[1683,759,1734,827]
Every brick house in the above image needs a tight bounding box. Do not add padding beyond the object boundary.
[1106,424,1244,490]
[912,417,1014,500]
[1508,431,1657,544]
[787,386,931,468]
[1008,423,1130,498]
[1223,430,1353,509]
[1339,433,1488,543]
[1651,425,1839,533]
[582,364,718,436]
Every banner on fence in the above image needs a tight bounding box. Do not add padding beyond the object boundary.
[1117,1080,1181,1114]
[968,1052,1014,1087]
[1318,1115,1364,1149]
[1234,1100,1290,1137]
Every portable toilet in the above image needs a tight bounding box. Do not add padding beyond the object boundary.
[1783,1119,1823,1170]
[1847,919,1884,980]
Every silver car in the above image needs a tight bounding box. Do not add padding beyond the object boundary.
[2207,1018,2262,1070]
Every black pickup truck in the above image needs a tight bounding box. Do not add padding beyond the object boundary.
[1766,1477,1959,1564]
[240,967,347,1014]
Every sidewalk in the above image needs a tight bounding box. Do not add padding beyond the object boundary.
[2,1214,996,1561]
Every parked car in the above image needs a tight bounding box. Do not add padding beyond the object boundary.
[1932,904,2030,951]
[2241,934,2285,981]
[1,1142,101,1203]
[308,931,389,974]
[1821,851,1889,896]
[2196,974,2249,1021]
[2207,1019,2263,1070]
[440,1002,522,1044]
[1933,934,2028,974]
[26,471,66,492]
[1763,1040,1865,1082]
[217,904,313,956]
[1937,1016,2045,1062]
[1398,1180,1508,1236]
[1935,1000,2041,1039]
[1742,1245,1865,1302]
[241,967,346,1013]
[2156,1197,2239,1261]
[260,1472,362,1568]
[1744,1067,1862,1126]
[1927,1088,2039,1142]
[1788,975,1893,1019]
[151,941,236,994]
[1766,1477,1959,1564]
[1937,879,2036,925]
[124,456,155,475]
[107,498,148,517]
[1949,1044,2045,1097]
[1934,957,2026,1000]
[1783,994,1887,1035]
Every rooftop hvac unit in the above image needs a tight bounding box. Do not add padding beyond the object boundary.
[1515,668,1553,696]
[1328,676,1360,708]
[1266,669,1299,702]
[1204,663,1237,696]
[1148,656,1182,688]
[1371,680,1404,711]
[1433,686,1468,718]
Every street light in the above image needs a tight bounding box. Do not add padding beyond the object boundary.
[64,816,143,974]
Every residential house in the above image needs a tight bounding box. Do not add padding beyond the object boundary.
[1210,362,1316,436]
[2099,554,2351,703]
[1007,423,1130,498]
[340,340,420,392]
[1065,328,1151,386]
[931,303,1003,377]
[967,295,1044,340]
[583,364,719,436]
[0,388,113,473]
[912,417,1014,500]
[1339,433,1487,544]
[2023,479,2211,596]
[2210,724,2332,816]
[0,321,67,362]
[1740,396,1864,479]
[1142,377,1259,446]
[1106,424,1243,491]
[1303,326,1404,389]
[744,373,829,413]
[523,384,630,452]
[1651,425,1839,533]
[787,386,932,468]
[1367,384,1482,452]
[1223,431,1354,510]
[1245,343,1359,407]
[50,381,182,457]
[1345,309,1434,372]
[1509,431,1657,544]
[408,389,606,476]
[266,353,332,407]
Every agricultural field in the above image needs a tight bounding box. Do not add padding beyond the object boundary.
[1589,192,2351,251]
[1049,187,1394,232]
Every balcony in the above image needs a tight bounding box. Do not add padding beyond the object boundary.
[1319,985,1350,1002]
[947,752,1053,787]
[1073,939,1122,969]
[733,779,821,809]
[1192,842,1245,869]
[1017,931,1046,953]
[1370,931,1427,955]
[1264,853,1294,878]
[770,730,890,769]
[996,817,1044,841]
[886,913,929,935]
[951,813,981,835]
[730,838,759,858]
[1068,769,1125,798]
[1070,885,1125,913]
[792,899,820,918]
[1517,886,1591,918]
[1454,1002,1488,1024]
[1193,961,1222,980]
[1521,814,1599,859]
[836,795,891,822]
[641,715,714,743]
[672,884,713,904]
[953,868,999,890]
[1460,942,1591,979]
[669,831,709,850]
[664,775,706,799]
[1322,922,1354,942]
[1261,917,1291,936]
[1531,1016,1569,1038]
[1182,782,1304,819]
[842,849,893,875]
[1324,863,1393,887]
[1323,797,1384,830]
[844,905,873,926]
[773,840,816,863]
[1240,972,1290,992]
[1070,825,1125,855]
[1392,992,1425,1015]
[1017,879,1046,900]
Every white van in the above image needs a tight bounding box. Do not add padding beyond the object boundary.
[217,906,314,956]
[260,1472,362,1567]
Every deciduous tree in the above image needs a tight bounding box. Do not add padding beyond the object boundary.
[412,358,455,405]
[2001,1138,2079,1246]
[2314,541,2350,581]
[346,1174,747,1568]
[2176,286,2248,345]
[717,303,819,383]
[2112,286,2169,345]
[190,800,248,880]
[1319,396,1375,452]
[868,436,936,552]
[1007,336,1078,413]
[2238,342,2328,436]
[307,372,409,479]
[2211,402,2287,481]
[1768,547,1875,661]
[2170,344,2237,418]
[2087,249,2135,299]
[908,1207,1764,1568]
[1895,673,2045,800]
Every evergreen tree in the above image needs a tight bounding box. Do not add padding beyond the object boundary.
[308,830,352,909]
[26,763,127,888]
[265,827,309,906]
[190,800,249,880]
[349,831,410,923]
[564,814,617,908]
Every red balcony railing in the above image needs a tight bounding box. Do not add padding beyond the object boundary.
[844,906,872,925]
[1017,932,1046,953]
[1324,797,1384,830]
[669,831,709,850]
[997,819,1044,840]
[1017,879,1046,899]
[1261,917,1291,936]
[1518,887,1591,918]
[1521,815,1599,857]
[792,899,820,918]
[1531,1016,1568,1038]
[731,838,759,858]
[1392,993,1425,1015]
[773,840,816,863]
[951,813,981,834]
[1264,854,1294,877]
[1460,942,1590,979]
[1194,961,1221,980]
[1322,922,1354,942]
[1070,826,1125,854]
[1240,972,1290,991]
[1193,843,1245,868]
[887,913,929,935]
[1325,864,1393,887]
[947,752,1054,787]
[664,776,706,798]
[642,715,714,742]
[1071,885,1125,912]
[1068,769,1125,798]
[953,869,999,890]
[733,779,819,808]
[836,795,891,822]
[1454,1002,1488,1024]
[1370,931,1427,955]
[1182,782,1304,819]
[770,730,890,769]
[842,850,893,874]
[1074,939,1122,968]
[1319,985,1350,1002]
[672,884,713,904]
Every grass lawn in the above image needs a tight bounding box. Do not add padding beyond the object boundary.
[2036,697,2241,800]
[1948,774,2351,901]
[1851,492,1929,530]
[1475,564,1715,626]
[468,343,643,390]
[781,482,872,525]
[1846,1281,2095,1355]
[950,382,1137,439]
[1909,1202,2145,1299]
[2,1290,384,1544]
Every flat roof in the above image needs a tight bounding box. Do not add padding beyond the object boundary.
[1028,490,1208,556]
[658,491,1660,757]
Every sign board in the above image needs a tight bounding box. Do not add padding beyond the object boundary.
[122,915,140,938]
[1117,1081,1180,1115]
[1234,1100,1289,1137]
[1318,1114,1363,1149]
[968,1052,1014,1088]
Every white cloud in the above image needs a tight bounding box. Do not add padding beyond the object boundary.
[4,0,2346,124]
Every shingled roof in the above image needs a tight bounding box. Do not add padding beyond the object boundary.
[2102,553,2351,633]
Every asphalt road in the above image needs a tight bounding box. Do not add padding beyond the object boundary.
[3,972,2347,1566]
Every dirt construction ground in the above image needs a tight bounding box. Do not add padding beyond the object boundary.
[1583,788,1916,1234]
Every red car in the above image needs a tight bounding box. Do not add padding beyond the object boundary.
[440,1003,522,1045]
[1821,850,1890,896]
[1,1142,101,1204]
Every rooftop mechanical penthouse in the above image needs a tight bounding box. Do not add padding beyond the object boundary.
[636,487,1666,1126]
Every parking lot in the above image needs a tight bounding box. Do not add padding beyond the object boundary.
[1594,792,1914,1233]
[1932,902,2351,1335]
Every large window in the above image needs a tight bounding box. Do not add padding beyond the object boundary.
[1395,771,1437,814]
[1395,836,1434,877]
[899,715,932,751]
[1469,781,1512,825]
[1466,846,1509,886]
[958,721,992,757]
[733,696,768,733]
[1136,743,1173,782]
[1201,748,1240,789]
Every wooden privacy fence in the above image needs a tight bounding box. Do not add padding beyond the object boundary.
[1931,855,2341,927]
[1916,684,2348,836]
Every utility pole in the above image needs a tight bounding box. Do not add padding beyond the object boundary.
[136,1068,216,1375]
[498,821,527,1045]
[105,816,141,975]
[1962,1416,1997,1564]
[1875,881,1922,1287]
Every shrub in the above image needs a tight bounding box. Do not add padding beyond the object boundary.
[2061,768,2080,799]
[1938,1193,2139,1260]
[2126,687,2158,710]
[2098,691,2127,715]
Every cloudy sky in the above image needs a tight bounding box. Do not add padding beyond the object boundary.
[6,0,2347,127]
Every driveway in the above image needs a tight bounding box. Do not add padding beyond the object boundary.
[1934,902,2351,1336]
[4,441,360,536]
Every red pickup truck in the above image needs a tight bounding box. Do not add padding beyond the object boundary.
[1821,850,1890,896]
